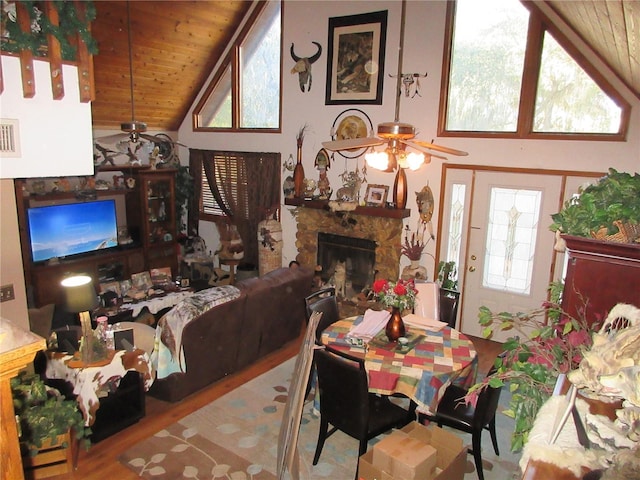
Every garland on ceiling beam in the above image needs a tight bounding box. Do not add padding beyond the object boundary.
[0,0,98,61]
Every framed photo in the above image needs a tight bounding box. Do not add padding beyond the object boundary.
[119,279,132,297]
[99,281,121,297]
[131,271,153,291]
[365,184,389,207]
[325,10,387,105]
[150,267,172,287]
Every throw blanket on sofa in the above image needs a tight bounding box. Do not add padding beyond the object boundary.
[151,285,241,379]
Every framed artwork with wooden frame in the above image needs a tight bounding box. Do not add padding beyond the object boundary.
[325,10,387,105]
[365,184,389,207]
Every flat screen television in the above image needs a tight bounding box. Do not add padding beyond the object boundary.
[27,199,119,263]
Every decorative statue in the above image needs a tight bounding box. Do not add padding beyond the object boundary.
[290,42,322,92]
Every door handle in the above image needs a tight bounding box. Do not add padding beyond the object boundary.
[468,266,476,272]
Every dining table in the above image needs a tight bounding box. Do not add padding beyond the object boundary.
[320,315,479,414]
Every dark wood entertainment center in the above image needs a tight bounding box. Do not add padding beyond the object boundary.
[15,167,178,308]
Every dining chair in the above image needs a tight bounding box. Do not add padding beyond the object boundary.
[312,346,412,475]
[420,357,503,480]
[439,288,460,328]
[414,282,440,320]
[303,287,340,399]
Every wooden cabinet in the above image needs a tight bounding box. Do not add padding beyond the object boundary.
[30,248,145,307]
[126,169,178,275]
[561,234,640,325]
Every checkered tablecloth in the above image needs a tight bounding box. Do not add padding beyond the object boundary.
[320,316,478,413]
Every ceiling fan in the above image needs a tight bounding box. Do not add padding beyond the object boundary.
[94,3,184,151]
[321,0,468,182]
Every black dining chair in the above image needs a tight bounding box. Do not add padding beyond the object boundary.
[312,346,412,476]
[420,357,503,480]
[439,288,460,328]
[303,287,340,399]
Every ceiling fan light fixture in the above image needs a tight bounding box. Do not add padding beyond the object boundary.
[399,151,425,171]
[365,150,390,171]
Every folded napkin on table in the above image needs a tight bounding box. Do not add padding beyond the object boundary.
[347,309,391,342]
[403,313,447,332]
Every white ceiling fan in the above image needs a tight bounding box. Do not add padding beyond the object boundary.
[321,0,468,169]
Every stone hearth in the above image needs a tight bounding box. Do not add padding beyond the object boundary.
[292,207,404,284]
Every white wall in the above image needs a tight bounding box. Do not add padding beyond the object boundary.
[180,1,639,276]
[0,56,95,178]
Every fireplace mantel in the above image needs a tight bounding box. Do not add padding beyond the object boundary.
[284,198,411,219]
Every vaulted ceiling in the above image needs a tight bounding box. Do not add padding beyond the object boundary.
[89,1,640,133]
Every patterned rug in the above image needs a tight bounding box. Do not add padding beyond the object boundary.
[120,358,522,479]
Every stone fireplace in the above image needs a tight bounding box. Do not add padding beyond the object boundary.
[291,204,406,295]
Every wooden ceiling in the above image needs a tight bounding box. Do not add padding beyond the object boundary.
[90,1,252,131]
[89,1,639,133]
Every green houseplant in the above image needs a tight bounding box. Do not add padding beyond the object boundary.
[11,372,90,456]
[466,282,596,452]
[550,168,640,242]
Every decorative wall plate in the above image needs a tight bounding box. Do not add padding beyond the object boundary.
[330,109,373,159]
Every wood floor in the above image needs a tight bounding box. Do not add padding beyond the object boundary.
[45,333,502,480]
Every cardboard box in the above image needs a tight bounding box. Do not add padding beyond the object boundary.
[359,422,467,480]
[401,422,467,480]
[372,431,437,480]
[358,450,394,480]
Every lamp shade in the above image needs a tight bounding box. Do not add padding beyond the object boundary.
[61,275,98,313]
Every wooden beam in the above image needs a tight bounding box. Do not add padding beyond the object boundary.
[75,1,95,102]
[44,2,64,100]
[16,2,35,98]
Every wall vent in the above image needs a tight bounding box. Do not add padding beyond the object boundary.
[0,119,21,158]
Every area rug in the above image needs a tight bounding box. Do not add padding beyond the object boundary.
[120,358,522,479]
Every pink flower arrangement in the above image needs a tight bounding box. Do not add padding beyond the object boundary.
[372,278,417,311]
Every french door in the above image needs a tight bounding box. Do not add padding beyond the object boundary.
[438,167,601,343]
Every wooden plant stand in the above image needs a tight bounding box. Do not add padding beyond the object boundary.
[21,432,77,480]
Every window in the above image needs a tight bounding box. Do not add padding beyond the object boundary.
[441,0,629,139]
[193,1,282,131]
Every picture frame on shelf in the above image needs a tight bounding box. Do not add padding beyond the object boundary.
[131,271,153,291]
[99,281,121,297]
[325,10,387,105]
[150,267,172,287]
[365,184,388,207]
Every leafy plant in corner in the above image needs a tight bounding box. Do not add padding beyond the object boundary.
[11,372,91,456]
[437,260,458,291]
[550,168,640,240]
[465,281,597,452]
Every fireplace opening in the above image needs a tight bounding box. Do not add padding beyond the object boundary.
[317,232,376,295]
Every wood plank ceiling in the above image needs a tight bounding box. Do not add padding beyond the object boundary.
[89,1,640,133]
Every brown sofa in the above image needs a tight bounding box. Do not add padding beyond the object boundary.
[149,266,314,402]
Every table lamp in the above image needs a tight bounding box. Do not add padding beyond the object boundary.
[61,275,98,363]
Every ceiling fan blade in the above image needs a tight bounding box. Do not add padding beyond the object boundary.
[95,132,130,144]
[139,134,188,147]
[407,139,468,156]
[400,140,447,160]
[322,137,384,152]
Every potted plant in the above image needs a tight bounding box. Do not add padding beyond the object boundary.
[550,168,640,243]
[436,260,458,292]
[400,225,433,281]
[11,372,90,457]
[466,281,597,452]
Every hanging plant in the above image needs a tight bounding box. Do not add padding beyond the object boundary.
[1,1,98,60]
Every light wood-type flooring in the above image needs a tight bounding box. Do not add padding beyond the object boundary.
[42,332,502,480]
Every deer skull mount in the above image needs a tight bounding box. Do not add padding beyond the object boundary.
[290,42,322,92]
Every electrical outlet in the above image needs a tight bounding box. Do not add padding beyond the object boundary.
[0,284,15,302]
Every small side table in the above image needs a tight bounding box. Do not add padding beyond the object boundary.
[219,258,240,284]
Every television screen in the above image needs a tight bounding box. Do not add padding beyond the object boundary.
[27,200,119,263]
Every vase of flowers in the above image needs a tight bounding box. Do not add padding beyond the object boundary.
[372,278,418,341]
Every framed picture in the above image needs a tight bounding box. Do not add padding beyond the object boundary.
[150,267,172,287]
[119,279,132,297]
[99,281,121,297]
[325,10,387,105]
[131,271,153,291]
[365,184,389,207]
